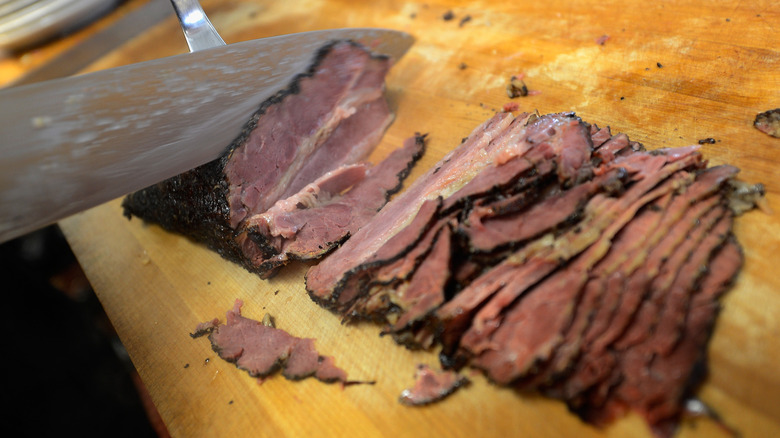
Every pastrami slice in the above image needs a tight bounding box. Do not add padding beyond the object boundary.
[305,113,518,304]
[194,300,353,384]
[175,103,759,437]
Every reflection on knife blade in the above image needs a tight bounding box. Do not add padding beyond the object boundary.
[0,28,413,243]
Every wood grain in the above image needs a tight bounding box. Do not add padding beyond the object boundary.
[58,0,779,437]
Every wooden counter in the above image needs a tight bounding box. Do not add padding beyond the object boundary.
[36,0,780,436]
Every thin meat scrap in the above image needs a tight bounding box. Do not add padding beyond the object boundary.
[192,299,356,384]
[399,364,470,406]
[123,41,420,278]
[304,110,764,437]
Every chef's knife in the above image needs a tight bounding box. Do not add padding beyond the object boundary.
[0,27,414,243]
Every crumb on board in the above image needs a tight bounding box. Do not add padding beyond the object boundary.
[595,34,610,45]
[754,108,780,138]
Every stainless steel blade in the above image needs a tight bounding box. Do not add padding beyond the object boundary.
[0,28,414,243]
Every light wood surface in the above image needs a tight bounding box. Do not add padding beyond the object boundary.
[0,0,154,86]
[52,0,780,437]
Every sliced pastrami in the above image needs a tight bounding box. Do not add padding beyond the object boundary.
[464,186,542,224]
[341,219,451,323]
[440,148,555,214]
[692,238,744,304]
[224,44,393,227]
[569,192,675,350]
[519,274,605,389]
[299,112,758,436]
[466,164,698,385]
[566,166,739,356]
[463,169,626,253]
[629,209,731,361]
[580,211,735,429]
[594,133,629,163]
[371,213,451,288]
[436,151,700,353]
[192,300,352,384]
[590,124,613,149]
[551,191,730,402]
[452,154,700,362]
[369,225,454,348]
[643,240,742,435]
[243,133,424,277]
[600,169,739,347]
[306,112,598,307]
[243,163,369,264]
[255,163,370,239]
[521,193,675,390]
[612,205,727,352]
[386,225,453,335]
[332,197,444,313]
[307,113,591,307]
[569,203,728,410]
[653,211,734,344]
[283,338,347,382]
[493,112,594,183]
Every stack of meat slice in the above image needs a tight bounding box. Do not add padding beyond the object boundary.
[306,110,763,437]
[122,41,424,278]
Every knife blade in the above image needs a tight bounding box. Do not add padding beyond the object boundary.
[0,28,414,243]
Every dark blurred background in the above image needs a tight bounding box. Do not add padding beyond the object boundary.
[1,0,170,436]
[1,226,164,436]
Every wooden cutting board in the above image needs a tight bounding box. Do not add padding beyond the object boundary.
[58,0,780,437]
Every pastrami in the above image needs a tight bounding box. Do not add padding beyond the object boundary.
[192,300,353,384]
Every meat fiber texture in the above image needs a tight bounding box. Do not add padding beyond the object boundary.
[191,300,351,384]
[399,364,470,406]
[122,41,423,278]
[304,111,764,437]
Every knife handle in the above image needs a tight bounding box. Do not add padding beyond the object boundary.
[169,0,226,52]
